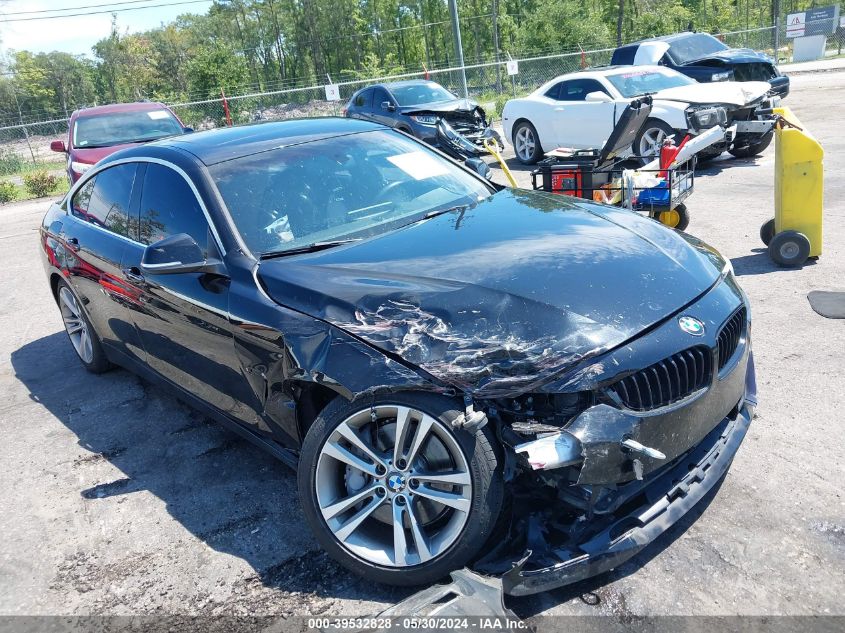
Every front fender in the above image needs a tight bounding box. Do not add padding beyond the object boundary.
[648,103,690,132]
[228,273,445,445]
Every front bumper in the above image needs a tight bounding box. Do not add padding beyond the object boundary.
[502,395,754,596]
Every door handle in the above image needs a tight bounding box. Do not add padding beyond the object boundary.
[554,106,566,111]
[123,267,145,284]
[66,236,80,249]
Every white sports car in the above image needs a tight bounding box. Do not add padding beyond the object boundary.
[502,65,776,164]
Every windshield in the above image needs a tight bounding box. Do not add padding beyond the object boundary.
[606,68,695,97]
[211,129,493,256]
[389,83,457,106]
[666,33,729,64]
[73,110,183,148]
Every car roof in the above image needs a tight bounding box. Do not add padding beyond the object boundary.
[74,101,170,118]
[539,65,665,87]
[629,31,711,46]
[147,117,386,165]
[383,79,442,89]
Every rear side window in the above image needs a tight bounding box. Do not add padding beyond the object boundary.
[549,79,609,101]
[70,163,137,236]
[354,89,373,108]
[138,164,209,255]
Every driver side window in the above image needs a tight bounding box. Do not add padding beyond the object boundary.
[138,164,210,256]
[373,87,392,109]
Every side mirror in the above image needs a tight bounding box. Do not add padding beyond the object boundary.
[381,101,396,112]
[585,91,613,103]
[141,233,220,275]
[182,126,194,134]
[464,157,491,180]
[50,140,67,153]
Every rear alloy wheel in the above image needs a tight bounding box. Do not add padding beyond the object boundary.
[768,230,811,267]
[57,280,112,373]
[513,121,543,164]
[298,393,502,587]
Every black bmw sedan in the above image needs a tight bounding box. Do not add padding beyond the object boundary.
[40,117,756,595]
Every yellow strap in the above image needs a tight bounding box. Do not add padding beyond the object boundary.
[483,138,518,188]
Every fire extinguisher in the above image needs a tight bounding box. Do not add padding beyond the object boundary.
[659,134,689,179]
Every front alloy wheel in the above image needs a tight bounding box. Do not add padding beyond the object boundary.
[636,119,676,160]
[298,393,502,587]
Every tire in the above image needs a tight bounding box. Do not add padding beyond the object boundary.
[297,392,503,588]
[656,203,690,231]
[729,131,774,158]
[56,280,112,373]
[512,120,543,165]
[696,148,723,163]
[760,218,776,246]
[634,119,677,161]
[768,230,811,267]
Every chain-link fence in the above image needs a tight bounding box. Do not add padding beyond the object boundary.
[719,19,845,63]
[166,47,615,132]
[0,24,841,168]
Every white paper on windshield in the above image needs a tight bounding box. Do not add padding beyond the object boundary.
[147,110,170,120]
[387,151,449,180]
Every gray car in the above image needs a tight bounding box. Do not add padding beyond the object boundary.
[343,79,490,145]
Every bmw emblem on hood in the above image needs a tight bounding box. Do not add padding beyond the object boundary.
[678,316,705,336]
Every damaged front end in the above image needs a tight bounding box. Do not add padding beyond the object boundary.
[434,118,503,180]
[469,287,756,595]
[408,101,491,148]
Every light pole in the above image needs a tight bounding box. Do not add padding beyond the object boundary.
[447,0,468,98]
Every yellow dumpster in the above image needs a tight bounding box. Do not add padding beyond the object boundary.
[759,106,824,267]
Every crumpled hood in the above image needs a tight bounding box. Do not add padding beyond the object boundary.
[402,98,480,116]
[654,80,770,106]
[687,48,773,65]
[257,190,723,397]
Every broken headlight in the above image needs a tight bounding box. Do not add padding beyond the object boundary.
[687,106,728,131]
[410,114,438,126]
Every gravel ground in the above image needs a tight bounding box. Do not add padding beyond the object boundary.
[0,71,842,623]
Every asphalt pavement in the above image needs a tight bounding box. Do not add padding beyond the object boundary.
[0,71,842,622]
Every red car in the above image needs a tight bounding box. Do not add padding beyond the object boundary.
[51,102,190,183]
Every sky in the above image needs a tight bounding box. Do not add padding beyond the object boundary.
[0,0,214,57]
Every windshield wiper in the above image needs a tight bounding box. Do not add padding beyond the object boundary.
[397,203,472,230]
[259,238,361,259]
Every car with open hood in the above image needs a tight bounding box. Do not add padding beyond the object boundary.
[611,31,789,98]
[502,65,776,164]
[40,117,756,595]
[343,79,490,147]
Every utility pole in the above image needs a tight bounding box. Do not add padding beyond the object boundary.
[492,0,502,93]
[773,0,781,61]
[447,0,468,98]
[11,86,36,165]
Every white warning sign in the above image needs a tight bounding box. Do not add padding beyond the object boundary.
[786,12,807,38]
